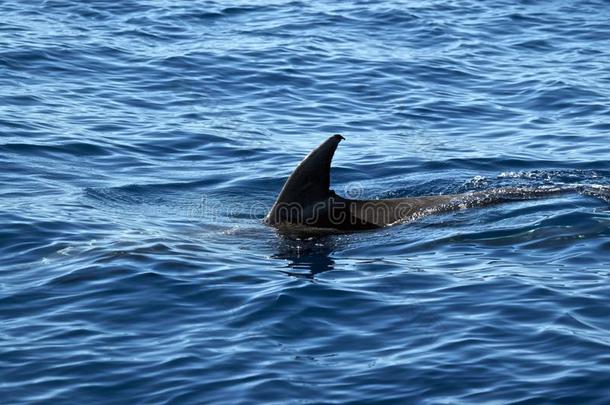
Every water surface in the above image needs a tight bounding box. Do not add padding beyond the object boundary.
[2,0,610,403]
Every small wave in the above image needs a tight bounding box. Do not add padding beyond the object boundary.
[0,141,112,157]
[83,180,216,204]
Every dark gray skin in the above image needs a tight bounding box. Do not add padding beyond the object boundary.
[265,134,603,233]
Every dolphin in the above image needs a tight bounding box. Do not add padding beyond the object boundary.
[265,134,607,233]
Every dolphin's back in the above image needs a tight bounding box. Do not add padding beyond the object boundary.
[266,135,610,233]
[349,195,456,227]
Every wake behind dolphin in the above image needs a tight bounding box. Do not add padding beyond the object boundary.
[265,135,609,233]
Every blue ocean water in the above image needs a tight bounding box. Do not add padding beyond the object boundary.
[2,0,610,402]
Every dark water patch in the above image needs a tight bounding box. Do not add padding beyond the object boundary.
[512,38,556,51]
[0,141,111,158]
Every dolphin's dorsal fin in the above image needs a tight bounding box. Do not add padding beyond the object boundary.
[266,134,344,224]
